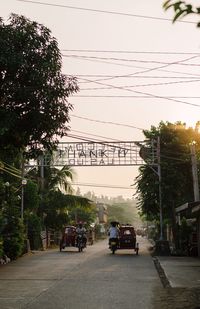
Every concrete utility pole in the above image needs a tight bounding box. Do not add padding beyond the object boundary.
[144,138,163,240]
[190,142,200,257]
[21,159,25,220]
[39,155,44,191]
[157,136,163,240]
[190,142,200,202]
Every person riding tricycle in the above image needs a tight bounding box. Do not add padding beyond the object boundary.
[59,223,87,252]
[108,222,139,255]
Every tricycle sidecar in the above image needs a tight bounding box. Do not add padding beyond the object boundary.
[59,226,76,251]
[118,224,139,255]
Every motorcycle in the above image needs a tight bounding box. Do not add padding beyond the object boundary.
[109,238,118,254]
[76,234,86,252]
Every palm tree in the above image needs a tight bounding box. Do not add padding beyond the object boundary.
[49,165,76,194]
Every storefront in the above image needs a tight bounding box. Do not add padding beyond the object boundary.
[176,201,200,257]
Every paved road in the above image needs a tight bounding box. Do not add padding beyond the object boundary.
[1,237,200,309]
[0,236,161,309]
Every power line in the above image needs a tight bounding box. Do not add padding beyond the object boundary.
[76,75,200,79]
[70,130,131,141]
[73,182,133,190]
[63,54,200,67]
[17,0,196,24]
[69,122,194,161]
[72,95,200,99]
[79,78,200,91]
[71,115,144,131]
[63,53,200,75]
[78,74,200,108]
[64,55,200,85]
[69,130,190,162]
[62,49,200,55]
[71,55,199,87]
[78,78,200,108]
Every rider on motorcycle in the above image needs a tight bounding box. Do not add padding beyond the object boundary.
[76,223,87,247]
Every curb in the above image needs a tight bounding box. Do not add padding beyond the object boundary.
[153,256,171,288]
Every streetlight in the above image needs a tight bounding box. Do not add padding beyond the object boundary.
[21,179,27,220]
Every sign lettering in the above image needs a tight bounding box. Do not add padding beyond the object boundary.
[49,141,157,167]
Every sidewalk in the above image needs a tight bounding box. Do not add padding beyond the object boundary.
[154,255,200,288]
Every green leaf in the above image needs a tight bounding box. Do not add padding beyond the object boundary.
[173,10,185,22]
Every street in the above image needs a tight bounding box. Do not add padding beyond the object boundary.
[0,237,199,309]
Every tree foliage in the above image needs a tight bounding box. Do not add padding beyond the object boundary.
[2,216,25,259]
[163,1,200,26]
[0,14,78,156]
[107,201,140,226]
[135,122,199,224]
[42,190,95,230]
[46,165,76,194]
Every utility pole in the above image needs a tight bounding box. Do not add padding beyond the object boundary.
[21,158,25,220]
[190,142,200,257]
[157,136,163,240]
[39,155,44,191]
[142,137,163,240]
[190,142,200,202]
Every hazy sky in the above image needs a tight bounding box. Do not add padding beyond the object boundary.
[2,0,200,199]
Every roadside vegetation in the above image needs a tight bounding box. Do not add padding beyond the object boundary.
[0,14,94,260]
[135,121,200,251]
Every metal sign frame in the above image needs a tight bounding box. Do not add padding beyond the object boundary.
[42,140,158,167]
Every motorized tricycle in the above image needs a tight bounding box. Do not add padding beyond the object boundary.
[59,226,77,252]
[59,225,87,252]
[109,224,139,255]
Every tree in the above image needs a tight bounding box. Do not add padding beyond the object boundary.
[24,180,40,212]
[42,191,95,230]
[107,201,140,226]
[135,121,199,245]
[163,1,200,26]
[0,14,78,157]
[48,165,76,194]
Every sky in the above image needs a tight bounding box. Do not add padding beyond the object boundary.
[2,0,200,199]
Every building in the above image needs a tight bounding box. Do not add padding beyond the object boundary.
[176,201,200,257]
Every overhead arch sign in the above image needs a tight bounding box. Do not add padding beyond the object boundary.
[48,141,157,167]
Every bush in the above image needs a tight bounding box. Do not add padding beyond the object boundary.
[3,217,25,260]
[27,213,42,250]
[0,212,4,257]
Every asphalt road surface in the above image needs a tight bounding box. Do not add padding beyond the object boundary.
[0,236,163,309]
[2,236,199,309]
